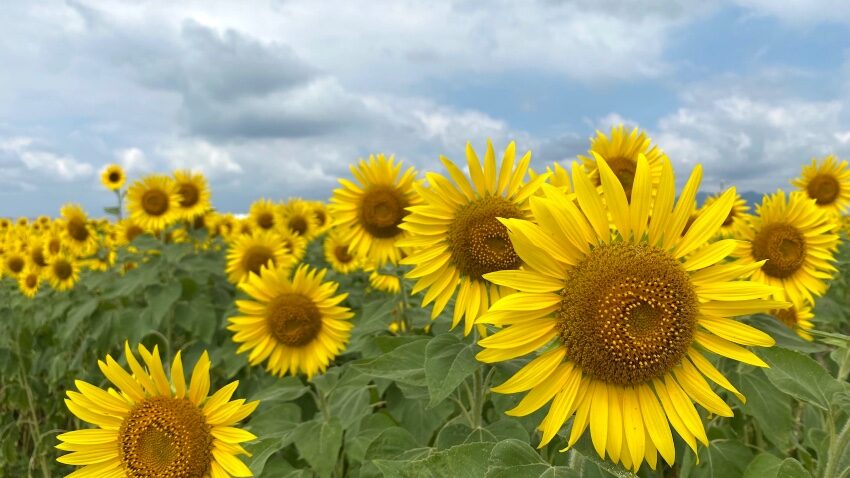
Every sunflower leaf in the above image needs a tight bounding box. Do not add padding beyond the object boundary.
[424,332,479,407]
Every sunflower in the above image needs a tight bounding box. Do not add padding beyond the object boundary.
[733,190,840,307]
[16,217,28,227]
[310,200,333,233]
[398,141,549,335]
[42,229,64,260]
[173,170,212,220]
[18,266,40,298]
[56,342,258,477]
[249,199,280,232]
[702,191,750,237]
[101,163,126,191]
[60,204,98,255]
[127,175,182,232]
[228,264,354,379]
[278,227,308,262]
[324,228,361,274]
[368,269,401,294]
[530,162,572,195]
[791,155,850,215]
[770,302,815,341]
[579,125,666,201]
[330,154,420,265]
[2,246,27,278]
[0,218,10,231]
[26,237,49,270]
[46,252,80,291]
[116,218,146,246]
[476,156,785,471]
[225,230,293,284]
[281,199,319,239]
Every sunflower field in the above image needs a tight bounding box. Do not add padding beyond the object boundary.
[2,126,850,478]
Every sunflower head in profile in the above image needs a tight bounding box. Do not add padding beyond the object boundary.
[100,163,126,191]
[249,198,280,232]
[324,228,361,274]
[281,199,320,240]
[530,162,572,195]
[330,154,420,265]
[791,155,850,215]
[476,155,786,471]
[18,266,41,298]
[59,204,98,255]
[733,190,840,307]
[398,140,549,335]
[56,342,258,477]
[579,125,666,201]
[225,229,293,284]
[228,264,354,379]
[173,169,211,220]
[702,191,750,237]
[127,175,182,232]
[46,252,80,291]
[770,302,815,341]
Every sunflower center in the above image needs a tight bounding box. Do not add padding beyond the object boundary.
[557,242,698,385]
[315,210,327,227]
[142,190,170,216]
[118,397,212,478]
[266,293,322,347]
[447,196,524,280]
[256,212,275,230]
[178,184,200,208]
[601,156,637,199]
[334,245,354,264]
[771,307,798,329]
[359,185,409,238]
[48,238,61,255]
[751,223,806,278]
[807,174,840,205]
[289,216,308,235]
[109,171,121,183]
[67,217,89,242]
[53,260,72,280]
[8,256,24,274]
[126,225,144,242]
[242,245,275,276]
[31,248,46,267]
[25,274,37,289]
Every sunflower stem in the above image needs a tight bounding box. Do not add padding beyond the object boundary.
[115,189,123,220]
[824,416,850,478]
[837,346,850,382]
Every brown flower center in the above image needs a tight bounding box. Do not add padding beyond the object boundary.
[178,183,200,208]
[288,216,308,236]
[126,224,144,242]
[7,256,25,274]
[266,293,322,347]
[109,171,122,183]
[25,273,38,289]
[806,174,840,205]
[315,209,327,227]
[334,245,354,264]
[31,248,47,267]
[558,242,698,385]
[256,212,275,230]
[597,156,637,200]
[119,397,212,478]
[142,189,170,216]
[752,223,806,278]
[53,260,73,280]
[447,196,524,280]
[242,245,275,276]
[771,307,798,330]
[67,217,89,242]
[359,185,409,238]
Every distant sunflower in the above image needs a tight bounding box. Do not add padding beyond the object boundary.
[733,190,840,307]
[3,247,27,278]
[279,227,308,262]
[0,218,11,231]
[225,230,293,284]
[59,204,98,255]
[100,163,126,191]
[249,199,280,232]
[530,162,572,195]
[368,268,401,294]
[702,191,750,237]
[792,155,850,215]
[330,154,420,265]
[56,342,258,477]
[127,175,182,232]
[324,228,360,274]
[46,252,80,291]
[579,125,666,201]
[18,267,40,298]
[310,200,333,233]
[398,141,549,335]
[281,199,319,239]
[116,218,146,246]
[42,230,64,260]
[770,302,815,341]
[173,170,211,220]
[476,156,785,471]
[27,237,48,269]
[16,217,28,227]
[228,265,354,378]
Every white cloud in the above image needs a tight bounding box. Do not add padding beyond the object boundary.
[157,139,242,178]
[116,147,150,173]
[0,137,93,182]
[731,0,850,25]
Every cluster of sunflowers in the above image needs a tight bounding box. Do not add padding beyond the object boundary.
[3,124,849,476]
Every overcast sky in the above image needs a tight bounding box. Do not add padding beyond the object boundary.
[2,0,850,216]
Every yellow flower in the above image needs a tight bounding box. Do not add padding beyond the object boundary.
[278,227,308,262]
[330,154,420,265]
[3,246,27,278]
[579,125,666,201]
[60,204,98,255]
[249,198,280,232]
[791,155,850,215]
[225,230,293,284]
[770,302,815,341]
[127,175,182,232]
[56,342,258,477]
[733,190,840,307]
[46,252,80,291]
[17,266,40,298]
[173,170,212,220]
[100,163,126,191]
[324,228,361,274]
[310,200,333,232]
[702,191,750,237]
[530,162,572,195]
[476,156,785,471]
[228,265,354,379]
[398,141,548,335]
[281,199,320,239]
[368,268,401,293]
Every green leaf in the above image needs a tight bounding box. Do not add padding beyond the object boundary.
[146,282,182,325]
[365,427,421,460]
[292,417,343,478]
[103,206,120,215]
[691,439,753,478]
[736,367,794,448]
[60,298,99,341]
[352,337,428,386]
[760,347,846,410]
[424,333,479,407]
[743,453,811,478]
[374,442,495,478]
[249,376,308,403]
[485,439,578,478]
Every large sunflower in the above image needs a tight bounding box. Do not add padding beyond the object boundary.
[173,170,212,220]
[127,175,182,232]
[46,252,80,291]
[56,342,258,477]
[398,141,549,335]
[225,230,293,284]
[791,155,850,215]
[330,154,420,265]
[101,163,126,191]
[732,190,840,307]
[324,228,361,274]
[702,191,750,237]
[228,264,354,379]
[579,125,666,201]
[476,156,785,471]
[60,204,98,255]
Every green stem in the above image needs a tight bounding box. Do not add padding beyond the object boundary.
[309,386,331,422]
[395,268,412,332]
[824,416,850,478]
[837,347,850,382]
[115,189,123,220]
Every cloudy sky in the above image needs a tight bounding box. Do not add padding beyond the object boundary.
[2,0,849,217]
